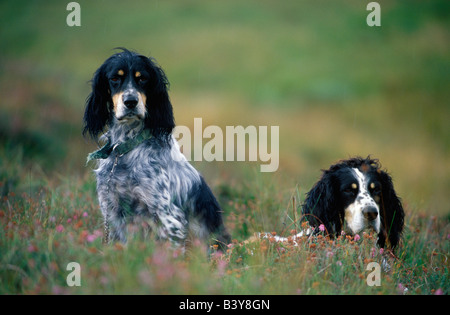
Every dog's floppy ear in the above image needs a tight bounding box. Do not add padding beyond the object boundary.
[378,170,404,249]
[141,56,175,139]
[302,171,342,236]
[83,63,111,140]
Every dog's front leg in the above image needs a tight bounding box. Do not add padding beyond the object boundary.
[154,204,188,250]
[98,191,127,244]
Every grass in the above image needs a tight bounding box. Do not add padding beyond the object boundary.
[0,172,448,294]
[0,0,449,294]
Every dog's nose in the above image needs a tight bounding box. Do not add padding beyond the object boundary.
[123,93,138,109]
[363,206,378,221]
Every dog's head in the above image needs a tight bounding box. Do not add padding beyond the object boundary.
[83,48,175,140]
[302,157,404,249]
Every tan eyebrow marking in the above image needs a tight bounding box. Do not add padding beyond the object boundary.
[135,71,141,78]
[370,182,376,189]
[118,69,124,76]
[351,183,357,190]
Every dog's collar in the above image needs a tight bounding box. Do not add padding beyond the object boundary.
[86,129,152,165]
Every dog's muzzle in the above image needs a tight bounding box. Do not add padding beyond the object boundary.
[123,90,139,110]
[363,206,378,221]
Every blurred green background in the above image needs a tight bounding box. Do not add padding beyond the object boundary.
[0,0,449,215]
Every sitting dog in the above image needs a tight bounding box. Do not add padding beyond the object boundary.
[83,48,230,249]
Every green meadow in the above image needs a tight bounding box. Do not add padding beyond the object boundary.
[0,0,448,294]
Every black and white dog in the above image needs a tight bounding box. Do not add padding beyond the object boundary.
[263,157,404,249]
[303,157,404,249]
[83,48,230,249]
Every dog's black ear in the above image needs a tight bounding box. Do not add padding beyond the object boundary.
[302,172,342,236]
[141,56,175,139]
[83,63,111,140]
[378,170,404,249]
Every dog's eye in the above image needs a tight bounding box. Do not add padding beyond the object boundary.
[110,77,120,83]
[138,77,147,84]
[344,183,358,195]
[369,182,381,194]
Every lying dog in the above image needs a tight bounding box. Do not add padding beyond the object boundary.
[260,157,404,249]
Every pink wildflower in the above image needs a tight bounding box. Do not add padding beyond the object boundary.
[216,259,228,277]
[319,224,325,232]
[52,285,69,295]
[354,234,360,241]
[56,225,64,233]
[86,234,97,243]
[434,288,443,295]
[397,283,408,294]
[83,212,88,217]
